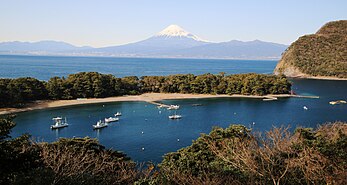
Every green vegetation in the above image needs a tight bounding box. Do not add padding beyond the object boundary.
[0,77,48,107]
[275,20,347,78]
[1,116,346,185]
[140,73,290,95]
[155,123,347,185]
[0,72,291,108]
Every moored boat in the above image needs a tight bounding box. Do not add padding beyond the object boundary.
[169,114,182,119]
[114,112,122,116]
[329,100,347,105]
[104,117,119,123]
[167,105,180,110]
[51,117,68,129]
[93,120,108,129]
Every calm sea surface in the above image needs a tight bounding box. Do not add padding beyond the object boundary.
[1,55,346,163]
[0,55,276,80]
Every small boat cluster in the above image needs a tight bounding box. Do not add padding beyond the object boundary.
[51,102,185,130]
[157,104,182,119]
[167,105,182,119]
[93,112,122,129]
[51,112,122,130]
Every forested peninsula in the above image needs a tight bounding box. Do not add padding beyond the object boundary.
[0,72,291,108]
[274,20,347,79]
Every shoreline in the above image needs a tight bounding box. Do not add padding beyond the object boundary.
[0,93,310,115]
[289,75,347,81]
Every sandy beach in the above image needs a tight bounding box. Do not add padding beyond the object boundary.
[0,93,303,115]
[290,75,347,81]
[304,76,347,81]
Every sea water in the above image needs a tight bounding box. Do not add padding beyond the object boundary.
[1,55,346,162]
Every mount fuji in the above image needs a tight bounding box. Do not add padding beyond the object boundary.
[0,25,288,59]
[95,25,210,55]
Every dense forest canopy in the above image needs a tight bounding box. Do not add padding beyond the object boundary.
[1,116,346,184]
[0,72,291,108]
[275,20,347,78]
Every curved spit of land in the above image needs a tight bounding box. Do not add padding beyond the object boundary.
[0,93,319,115]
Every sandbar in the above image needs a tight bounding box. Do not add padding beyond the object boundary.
[0,93,305,115]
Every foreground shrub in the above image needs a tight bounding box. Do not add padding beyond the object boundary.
[156,122,347,185]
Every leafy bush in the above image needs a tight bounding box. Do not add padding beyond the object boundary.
[155,122,347,185]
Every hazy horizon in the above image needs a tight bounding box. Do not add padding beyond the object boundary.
[0,27,290,49]
[1,0,346,47]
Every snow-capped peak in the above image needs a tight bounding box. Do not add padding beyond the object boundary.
[156,24,208,42]
[157,25,189,37]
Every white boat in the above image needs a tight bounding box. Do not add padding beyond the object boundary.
[104,117,119,123]
[93,120,108,129]
[169,114,182,119]
[51,117,68,129]
[114,112,122,116]
[167,105,180,110]
[329,100,347,105]
[303,106,308,110]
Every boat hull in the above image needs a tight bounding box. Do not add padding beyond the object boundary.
[169,115,182,119]
[51,124,68,129]
[329,100,347,105]
[93,125,108,129]
[105,118,119,123]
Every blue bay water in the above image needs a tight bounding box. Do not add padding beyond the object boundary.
[0,55,276,80]
[1,55,346,163]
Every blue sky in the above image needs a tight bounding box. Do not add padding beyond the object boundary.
[0,0,346,47]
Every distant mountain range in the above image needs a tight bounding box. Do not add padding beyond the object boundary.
[0,25,288,59]
[0,41,92,53]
